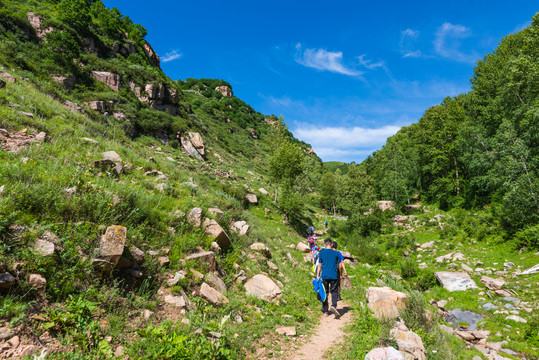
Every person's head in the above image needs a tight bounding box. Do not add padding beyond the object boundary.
[324,238,333,248]
[331,241,338,250]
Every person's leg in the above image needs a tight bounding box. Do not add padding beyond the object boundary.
[329,280,339,308]
[321,279,330,313]
[336,278,342,301]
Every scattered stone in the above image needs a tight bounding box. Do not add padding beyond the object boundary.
[200,282,229,305]
[158,256,170,268]
[287,252,299,266]
[210,242,221,254]
[258,188,270,196]
[390,320,426,360]
[102,150,122,163]
[0,71,15,83]
[184,251,216,271]
[187,207,203,227]
[436,300,448,309]
[480,276,506,290]
[0,273,16,288]
[231,220,250,235]
[33,238,55,257]
[28,273,46,295]
[461,264,473,272]
[296,242,310,253]
[94,225,127,270]
[505,315,527,323]
[520,264,539,275]
[181,132,205,160]
[276,326,296,336]
[445,309,483,330]
[499,349,518,357]
[202,218,231,249]
[208,208,224,216]
[435,271,478,292]
[164,295,186,308]
[421,241,435,249]
[52,75,76,90]
[267,261,278,271]
[504,262,515,270]
[244,274,282,303]
[481,303,498,310]
[366,287,408,320]
[365,346,405,360]
[502,296,520,304]
[130,247,145,263]
[205,272,226,294]
[246,193,258,204]
[250,243,272,258]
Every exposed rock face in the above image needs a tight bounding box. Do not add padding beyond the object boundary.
[480,276,506,290]
[82,37,96,53]
[377,201,396,211]
[0,71,16,83]
[365,347,405,360]
[390,321,426,360]
[65,100,84,113]
[296,242,310,253]
[246,193,258,204]
[94,225,127,270]
[52,75,76,90]
[250,243,272,259]
[184,251,216,271]
[245,274,282,303]
[366,287,408,320]
[27,12,53,39]
[91,71,121,91]
[181,132,205,160]
[202,218,231,249]
[435,271,478,292]
[0,128,47,153]
[231,221,250,235]
[187,208,203,227]
[144,83,165,104]
[143,41,160,68]
[200,282,229,305]
[85,100,111,112]
[215,85,233,97]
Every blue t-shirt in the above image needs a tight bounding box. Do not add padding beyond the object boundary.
[318,248,340,280]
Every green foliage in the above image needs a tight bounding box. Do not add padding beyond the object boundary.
[58,0,91,33]
[268,140,304,187]
[514,223,539,249]
[399,258,418,279]
[43,294,97,332]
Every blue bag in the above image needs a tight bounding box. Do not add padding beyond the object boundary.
[312,277,326,303]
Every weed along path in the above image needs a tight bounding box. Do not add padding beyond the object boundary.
[287,303,353,360]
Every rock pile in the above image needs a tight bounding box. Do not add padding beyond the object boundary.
[0,128,46,153]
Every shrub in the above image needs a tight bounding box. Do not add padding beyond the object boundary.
[514,223,539,250]
[399,258,418,279]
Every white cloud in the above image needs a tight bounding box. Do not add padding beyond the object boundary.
[295,43,363,77]
[161,50,182,63]
[294,125,401,149]
[357,54,385,70]
[434,23,477,63]
[400,29,421,58]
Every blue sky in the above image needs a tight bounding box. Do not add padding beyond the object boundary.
[103,0,537,163]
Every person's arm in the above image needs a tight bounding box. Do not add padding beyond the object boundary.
[316,262,321,278]
[340,261,347,277]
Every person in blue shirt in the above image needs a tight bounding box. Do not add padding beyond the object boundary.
[315,238,342,318]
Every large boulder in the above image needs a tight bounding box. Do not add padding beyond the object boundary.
[0,273,16,288]
[435,271,478,292]
[366,287,408,320]
[390,321,426,360]
[102,151,122,163]
[200,282,229,305]
[187,207,203,227]
[91,71,121,91]
[231,221,250,235]
[205,272,226,294]
[296,242,310,253]
[202,218,231,249]
[181,132,205,160]
[244,274,282,303]
[184,251,217,271]
[94,225,127,270]
[365,347,405,360]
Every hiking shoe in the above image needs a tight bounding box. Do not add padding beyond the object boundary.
[323,312,329,317]
[330,306,341,319]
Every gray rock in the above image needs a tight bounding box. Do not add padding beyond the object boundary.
[103,151,122,163]
[365,347,405,360]
[435,271,478,292]
[231,221,250,235]
[445,309,483,330]
[202,218,231,249]
[0,273,16,288]
[276,326,296,336]
[245,274,282,303]
[505,315,527,323]
[34,239,55,257]
[205,272,226,294]
[499,349,518,356]
[200,282,229,305]
[503,296,520,305]
[481,302,498,310]
[390,321,426,360]
[187,207,203,227]
[250,243,271,258]
[246,193,258,204]
[184,251,216,271]
[366,287,408,320]
[95,225,127,270]
[504,303,516,310]
[164,295,186,308]
[520,263,539,275]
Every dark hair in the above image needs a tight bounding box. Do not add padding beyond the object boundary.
[324,238,332,246]
[332,241,338,249]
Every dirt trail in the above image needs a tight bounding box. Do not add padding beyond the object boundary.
[287,303,353,360]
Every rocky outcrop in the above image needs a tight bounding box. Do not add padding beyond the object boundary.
[143,41,160,68]
[231,221,250,236]
[181,132,205,160]
[377,201,396,211]
[85,100,112,112]
[365,347,405,360]
[91,71,121,91]
[366,287,408,320]
[0,128,47,153]
[52,75,76,90]
[435,271,478,292]
[215,85,233,97]
[27,12,53,40]
[244,274,282,303]
[200,282,229,305]
[93,225,127,271]
[202,218,231,249]
[390,321,426,360]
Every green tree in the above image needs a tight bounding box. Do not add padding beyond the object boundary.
[58,0,92,33]
[320,172,337,214]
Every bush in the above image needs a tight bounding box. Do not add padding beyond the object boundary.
[416,269,437,291]
[514,223,539,250]
[399,259,418,279]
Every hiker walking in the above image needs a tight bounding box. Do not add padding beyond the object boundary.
[324,220,328,229]
[306,225,313,237]
[316,238,341,318]
[331,241,347,301]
